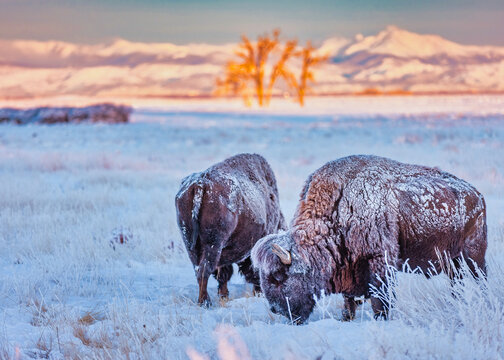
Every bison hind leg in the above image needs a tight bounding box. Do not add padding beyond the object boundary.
[462,243,487,279]
[238,257,261,295]
[445,254,486,304]
[456,210,487,279]
[214,265,234,300]
[450,254,486,282]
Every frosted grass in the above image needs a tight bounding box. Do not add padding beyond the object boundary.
[0,104,504,359]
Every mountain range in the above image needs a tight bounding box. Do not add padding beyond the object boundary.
[1,26,503,99]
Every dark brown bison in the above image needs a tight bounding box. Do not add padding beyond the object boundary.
[176,153,286,306]
[252,155,487,323]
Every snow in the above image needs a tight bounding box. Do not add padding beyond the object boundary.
[1,96,504,358]
[340,25,504,59]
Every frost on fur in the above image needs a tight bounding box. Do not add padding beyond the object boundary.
[175,153,286,306]
[253,155,487,322]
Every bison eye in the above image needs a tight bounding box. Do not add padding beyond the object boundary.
[268,270,287,286]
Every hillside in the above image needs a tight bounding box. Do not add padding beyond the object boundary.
[1,26,503,99]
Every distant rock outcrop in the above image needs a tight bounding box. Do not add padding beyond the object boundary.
[0,103,132,124]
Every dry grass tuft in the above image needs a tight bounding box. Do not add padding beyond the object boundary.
[72,322,113,350]
[73,325,92,347]
[29,298,50,327]
[78,311,104,325]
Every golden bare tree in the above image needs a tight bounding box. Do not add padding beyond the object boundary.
[216,62,254,106]
[216,30,297,107]
[216,32,328,107]
[265,39,298,105]
[295,41,329,106]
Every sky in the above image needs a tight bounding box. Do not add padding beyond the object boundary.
[1,0,504,45]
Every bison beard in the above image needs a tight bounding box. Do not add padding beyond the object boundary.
[252,155,487,323]
[175,153,286,306]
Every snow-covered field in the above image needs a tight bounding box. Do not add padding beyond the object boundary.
[1,96,504,359]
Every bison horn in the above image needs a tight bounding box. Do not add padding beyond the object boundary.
[271,244,292,265]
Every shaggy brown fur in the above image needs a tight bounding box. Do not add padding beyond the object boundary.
[252,155,487,322]
[175,153,286,306]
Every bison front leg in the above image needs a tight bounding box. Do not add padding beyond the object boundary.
[368,271,389,319]
[368,254,398,320]
[215,265,233,300]
[370,296,387,320]
[238,257,261,295]
[342,295,358,321]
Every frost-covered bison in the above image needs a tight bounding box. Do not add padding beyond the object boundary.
[176,153,286,306]
[252,155,487,322]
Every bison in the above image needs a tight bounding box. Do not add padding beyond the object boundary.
[176,153,286,306]
[252,155,487,323]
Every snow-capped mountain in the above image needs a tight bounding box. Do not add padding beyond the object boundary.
[340,26,504,59]
[316,26,504,94]
[0,38,235,68]
[1,26,503,99]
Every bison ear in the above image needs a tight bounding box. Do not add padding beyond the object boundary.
[271,244,292,265]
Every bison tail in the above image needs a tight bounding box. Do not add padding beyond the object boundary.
[190,184,204,252]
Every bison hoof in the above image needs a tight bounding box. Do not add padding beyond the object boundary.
[198,298,212,308]
[341,309,355,321]
[373,311,387,320]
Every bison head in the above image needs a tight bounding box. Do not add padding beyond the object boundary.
[251,231,321,324]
